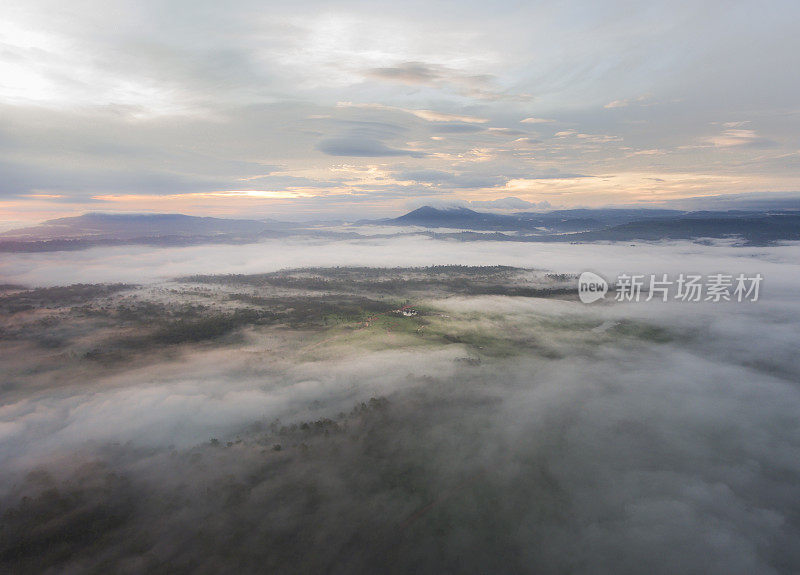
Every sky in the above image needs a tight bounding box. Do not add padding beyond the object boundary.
[1,0,799,224]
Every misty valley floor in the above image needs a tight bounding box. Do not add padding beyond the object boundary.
[1,266,800,574]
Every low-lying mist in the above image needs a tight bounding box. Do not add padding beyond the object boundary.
[1,240,799,574]
[2,235,797,288]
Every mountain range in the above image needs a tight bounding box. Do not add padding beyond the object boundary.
[1,206,798,252]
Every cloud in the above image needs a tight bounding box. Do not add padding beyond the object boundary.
[395,168,507,189]
[520,117,555,124]
[604,94,652,109]
[316,137,426,157]
[411,109,489,123]
[395,169,454,183]
[487,127,528,136]
[512,137,543,145]
[336,102,489,123]
[511,173,593,181]
[3,232,794,287]
[722,121,750,128]
[366,61,445,84]
[553,129,621,144]
[364,61,494,90]
[431,123,485,134]
[0,159,237,199]
[653,191,800,211]
[468,197,551,210]
[705,129,776,148]
[363,61,528,101]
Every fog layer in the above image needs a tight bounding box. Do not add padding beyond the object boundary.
[1,241,799,574]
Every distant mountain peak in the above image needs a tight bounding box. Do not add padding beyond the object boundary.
[1,212,292,242]
[392,206,485,225]
[405,206,477,215]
